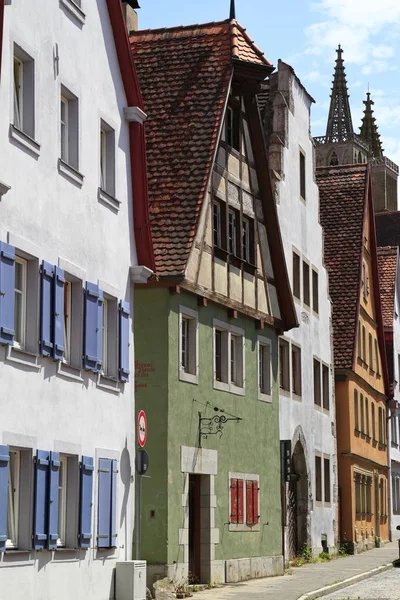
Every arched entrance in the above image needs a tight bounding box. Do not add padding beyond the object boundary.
[287,440,309,558]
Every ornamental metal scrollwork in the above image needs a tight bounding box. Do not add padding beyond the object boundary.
[198,408,242,447]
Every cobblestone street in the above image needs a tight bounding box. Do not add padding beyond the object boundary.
[319,567,400,599]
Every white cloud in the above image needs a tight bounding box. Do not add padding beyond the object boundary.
[305,0,400,67]
[303,70,330,87]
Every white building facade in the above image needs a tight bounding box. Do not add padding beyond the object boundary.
[0,1,150,598]
[263,61,337,557]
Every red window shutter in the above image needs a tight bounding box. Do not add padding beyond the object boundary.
[230,479,238,524]
[246,480,253,524]
[237,479,244,524]
[252,481,259,525]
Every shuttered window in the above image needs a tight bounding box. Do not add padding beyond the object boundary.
[230,476,259,528]
[0,242,16,346]
[246,480,259,525]
[40,261,54,356]
[33,450,50,550]
[119,301,130,382]
[79,456,94,548]
[84,282,103,373]
[97,458,118,548]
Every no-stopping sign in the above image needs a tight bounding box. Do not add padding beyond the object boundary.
[137,410,147,448]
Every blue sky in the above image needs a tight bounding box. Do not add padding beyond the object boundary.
[139,0,400,166]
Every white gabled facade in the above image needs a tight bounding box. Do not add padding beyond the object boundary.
[264,60,337,557]
[0,1,140,598]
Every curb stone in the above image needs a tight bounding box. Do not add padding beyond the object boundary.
[296,562,394,600]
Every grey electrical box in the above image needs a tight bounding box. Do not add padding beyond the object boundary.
[116,561,147,600]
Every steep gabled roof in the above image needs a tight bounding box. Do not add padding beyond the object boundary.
[317,164,367,370]
[130,20,272,277]
[317,163,389,400]
[377,246,397,330]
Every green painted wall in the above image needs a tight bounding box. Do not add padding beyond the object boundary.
[135,288,282,567]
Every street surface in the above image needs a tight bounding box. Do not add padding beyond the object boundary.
[319,567,400,599]
[190,542,398,600]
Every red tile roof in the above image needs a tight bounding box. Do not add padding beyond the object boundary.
[317,164,368,370]
[130,20,272,277]
[377,246,397,330]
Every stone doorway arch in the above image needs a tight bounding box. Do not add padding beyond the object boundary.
[287,428,311,559]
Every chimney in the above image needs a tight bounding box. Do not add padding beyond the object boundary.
[122,2,139,33]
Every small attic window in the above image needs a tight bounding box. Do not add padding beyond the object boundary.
[226,105,240,152]
[330,151,339,166]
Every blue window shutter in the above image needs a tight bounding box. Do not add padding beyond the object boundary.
[0,242,15,346]
[79,456,94,549]
[110,459,118,547]
[84,283,103,373]
[97,458,111,548]
[119,300,130,382]
[0,445,10,552]
[48,452,60,550]
[53,267,65,361]
[33,450,49,550]
[40,261,54,357]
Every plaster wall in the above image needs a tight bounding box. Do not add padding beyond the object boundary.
[0,2,136,598]
[389,255,400,539]
[135,288,284,587]
[270,64,337,554]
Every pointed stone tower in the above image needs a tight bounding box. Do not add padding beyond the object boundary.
[315,47,399,212]
[315,46,369,167]
[359,92,398,212]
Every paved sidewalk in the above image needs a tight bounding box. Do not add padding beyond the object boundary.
[191,542,399,600]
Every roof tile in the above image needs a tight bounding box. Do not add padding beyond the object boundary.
[317,164,367,370]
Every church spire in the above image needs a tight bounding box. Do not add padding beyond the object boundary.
[360,92,383,159]
[325,45,354,143]
[229,0,236,20]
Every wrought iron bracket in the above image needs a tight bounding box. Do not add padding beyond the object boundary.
[198,408,242,447]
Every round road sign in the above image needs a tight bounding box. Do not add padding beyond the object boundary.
[137,410,147,448]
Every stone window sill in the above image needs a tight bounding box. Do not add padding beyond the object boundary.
[179,369,198,386]
[59,0,85,25]
[58,159,84,187]
[57,361,84,382]
[96,374,120,394]
[9,125,40,157]
[98,187,121,212]
[6,345,41,370]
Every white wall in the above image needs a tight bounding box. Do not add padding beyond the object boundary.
[270,63,337,554]
[389,255,400,540]
[0,1,136,598]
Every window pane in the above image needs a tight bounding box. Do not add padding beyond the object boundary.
[303,262,310,306]
[14,260,25,347]
[315,456,322,501]
[102,299,108,375]
[181,317,189,373]
[7,451,19,546]
[61,97,68,161]
[324,458,330,503]
[13,57,22,129]
[242,218,250,262]
[215,330,222,381]
[213,203,221,247]
[292,253,300,299]
[300,151,306,200]
[228,210,237,255]
[322,365,329,411]
[312,270,319,313]
[64,281,71,363]
[313,359,321,406]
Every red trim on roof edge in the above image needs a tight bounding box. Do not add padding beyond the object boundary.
[0,0,5,82]
[105,0,155,272]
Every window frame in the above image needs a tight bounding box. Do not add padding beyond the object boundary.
[292,251,301,300]
[213,319,245,395]
[6,449,20,549]
[12,44,35,140]
[59,84,79,172]
[57,455,68,547]
[312,268,319,314]
[99,119,116,198]
[299,149,306,201]
[302,260,310,308]
[279,338,290,393]
[313,358,321,407]
[14,256,27,350]
[228,472,260,532]
[291,343,302,397]
[179,306,199,385]
[60,95,69,163]
[258,336,272,402]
